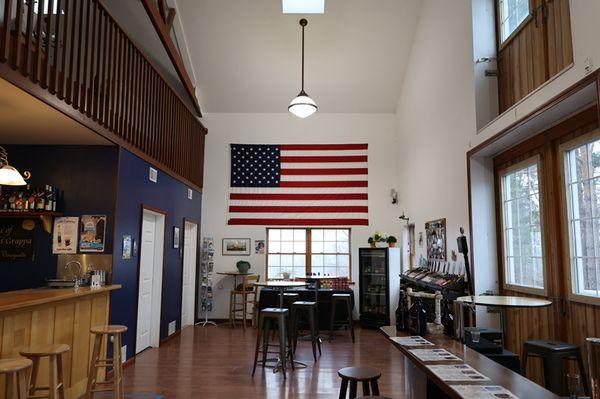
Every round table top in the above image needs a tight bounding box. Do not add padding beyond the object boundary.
[456,295,552,308]
[216,271,255,276]
[253,281,308,288]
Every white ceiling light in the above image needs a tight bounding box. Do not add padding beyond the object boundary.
[282,0,324,14]
[288,19,317,119]
[0,146,30,186]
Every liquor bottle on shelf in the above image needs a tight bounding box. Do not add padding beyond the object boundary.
[45,185,53,211]
[35,187,45,211]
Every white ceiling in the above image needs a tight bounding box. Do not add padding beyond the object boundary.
[0,79,111,145]
[176,0,422,114]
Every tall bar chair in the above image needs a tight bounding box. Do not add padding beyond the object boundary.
[229,275,260,330]
[20,344,70,399]
[0,358,32,399]
[86,324,128,399]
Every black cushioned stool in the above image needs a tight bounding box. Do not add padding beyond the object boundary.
[338,367,381,399]
[252,308,294,379]
[291,301,321,361]
[283,293,300,309]
[330,293,355,343]
[522,340,589,396]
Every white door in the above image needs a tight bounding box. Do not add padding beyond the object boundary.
[181,222,198,328]
[136,210,165,354]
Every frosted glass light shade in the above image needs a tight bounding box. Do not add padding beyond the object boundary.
[0,165,27,186]
[288,92,317,118]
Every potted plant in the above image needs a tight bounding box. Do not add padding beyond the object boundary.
[368,232,388,248]
[387,235,397,248]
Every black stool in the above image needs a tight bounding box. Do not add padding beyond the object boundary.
[291,301,322,361]
[356,397,392,399]
[522,340,590,396]
[330,293,355,343]
[252,308,294,379]
[338,366,381,399]
[283,292,300,308]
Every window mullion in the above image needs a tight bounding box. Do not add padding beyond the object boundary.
[306,229,312,275]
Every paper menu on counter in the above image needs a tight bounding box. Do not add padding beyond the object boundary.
[451,385,519,399]
[426,364,491,382]
[408,348,462,362]
[390,336,434,346]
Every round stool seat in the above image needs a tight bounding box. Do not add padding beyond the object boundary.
[91,324,128,334]
[292,301,317,307]
[20,343,70,356]
[338,366,381,381]
[0,358,32,373]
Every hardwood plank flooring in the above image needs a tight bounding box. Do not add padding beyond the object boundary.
[121,326,407,398]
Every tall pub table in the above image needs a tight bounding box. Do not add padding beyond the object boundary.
[253,280,309,373]
[455,295,552,348]
[216,271,255,290]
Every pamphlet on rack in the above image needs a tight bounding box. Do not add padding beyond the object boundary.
[451,385,519,399]
[390,336,434,346]
[408,348,461,362]
[426,364,491,382]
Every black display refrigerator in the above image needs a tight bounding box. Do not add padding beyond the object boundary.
[358,247,401,328]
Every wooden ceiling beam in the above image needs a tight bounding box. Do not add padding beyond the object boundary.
[140,0,202,116]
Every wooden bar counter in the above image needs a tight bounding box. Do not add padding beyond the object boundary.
[380,325,558,399]
[0,285,121,399]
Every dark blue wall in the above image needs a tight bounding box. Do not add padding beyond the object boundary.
[0,145,118,291]
[111,149,202,360]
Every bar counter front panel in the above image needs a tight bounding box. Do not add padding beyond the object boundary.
[0,285,120,399]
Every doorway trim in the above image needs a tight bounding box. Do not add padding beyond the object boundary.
[134,204,168,354]
[180,217,200,328]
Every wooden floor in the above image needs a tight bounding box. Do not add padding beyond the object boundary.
[122,325,407,398]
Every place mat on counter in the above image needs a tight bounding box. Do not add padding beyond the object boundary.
[451,385,519,399]
[408,348,462,362]
[426,364,491,382]
[390,336,434,346]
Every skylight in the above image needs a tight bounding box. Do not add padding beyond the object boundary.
[282,0,325,14]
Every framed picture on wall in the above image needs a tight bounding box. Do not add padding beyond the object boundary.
[173,227,180,249]
[222,238,251,256]
[425,218,447,261]
[122,235,132,260]
[79,215,106,253]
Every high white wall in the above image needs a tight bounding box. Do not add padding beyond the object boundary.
[394,0,477,263]
[200,113,400,319]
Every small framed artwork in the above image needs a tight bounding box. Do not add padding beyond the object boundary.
[122,235,132,260]
[173,227,180,249]
[254,239,265,254]
[425,218,447,261]
[222,238,251,256]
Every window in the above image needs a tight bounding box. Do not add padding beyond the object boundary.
[498,0,530,43]
[565,137,600,297]
[267,228,351,279]
[500,159,544,290]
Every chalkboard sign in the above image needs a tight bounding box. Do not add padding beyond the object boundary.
[0,219,35,261]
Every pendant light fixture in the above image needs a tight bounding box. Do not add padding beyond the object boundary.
[0,146,30,186]
[289,18,317,118]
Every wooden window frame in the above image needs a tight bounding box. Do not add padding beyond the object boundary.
[265,227,352,280]
[496,0,534,51]
[558,129,600,306]
[496,154,549,296]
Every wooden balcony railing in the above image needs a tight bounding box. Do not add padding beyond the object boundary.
[0,0,206,188]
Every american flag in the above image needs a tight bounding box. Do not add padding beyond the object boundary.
[228,144,369,226]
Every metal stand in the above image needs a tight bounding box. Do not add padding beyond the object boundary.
[196,237,218,327]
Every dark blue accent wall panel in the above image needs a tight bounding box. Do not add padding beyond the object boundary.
[0,145,118,291]
[111,149,201,360]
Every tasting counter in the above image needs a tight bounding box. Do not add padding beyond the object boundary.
[0,285,121,399]
[379,325,559,399]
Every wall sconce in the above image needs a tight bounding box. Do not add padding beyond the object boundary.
[390,188,398,204]
[0,146,30,186]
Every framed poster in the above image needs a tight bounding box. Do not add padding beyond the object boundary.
[222,238,250,256]
[254,239,265,254]
[53,217,79,254]
[79,215,106,252]
[425,218,447,261]
[0,218,35,261]
[122,235,132,260]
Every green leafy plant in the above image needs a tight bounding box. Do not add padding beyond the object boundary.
[386,236,397,244]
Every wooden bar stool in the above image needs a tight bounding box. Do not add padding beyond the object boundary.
[229,275,260,330]
[20,344,70,399]
[0,358,32,399]
[86,325,128,399]
[330,293,355,343]
[338,367,382,399]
